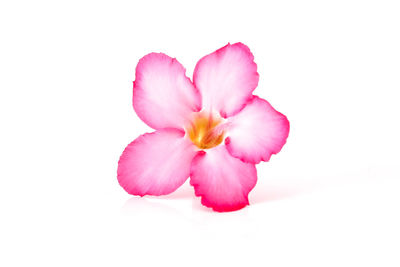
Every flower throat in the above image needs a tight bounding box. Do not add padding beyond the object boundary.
[187,112,225,149]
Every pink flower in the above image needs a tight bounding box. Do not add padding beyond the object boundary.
[118,43,290,212]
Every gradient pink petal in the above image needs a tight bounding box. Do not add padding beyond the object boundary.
[225,96,290,164]
[190,145,257,212]
[193,43,259,118]
[118,129,197,196]
[133,53,201,130]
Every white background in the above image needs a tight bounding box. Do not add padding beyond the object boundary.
[1,0,399,266]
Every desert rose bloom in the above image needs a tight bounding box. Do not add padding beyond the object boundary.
[118,43,289,212]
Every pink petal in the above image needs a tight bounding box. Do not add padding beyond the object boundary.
[118,129,197,196]
[193,43,259,118]
[225,96,290,164]
[133,53,201,130]
[190,145,257,212]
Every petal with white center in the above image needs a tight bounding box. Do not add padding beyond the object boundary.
[133,53,201,130]
[118,129,197,196]
[225,96,289,164]
[193,43,259,118]
[190,145,257,212]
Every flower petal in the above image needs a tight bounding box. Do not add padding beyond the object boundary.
[193,43,259,118]
[225,96,290,164]
[190,145,257,212]
[133,53,201,130]
[118,129,197,196]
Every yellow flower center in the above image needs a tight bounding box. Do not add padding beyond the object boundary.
[187,112,225,149]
